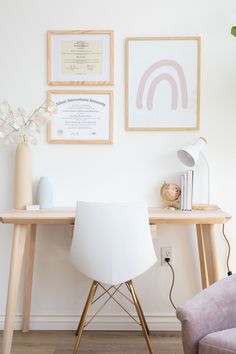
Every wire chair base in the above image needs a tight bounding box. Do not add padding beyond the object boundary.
[72,280,154,354]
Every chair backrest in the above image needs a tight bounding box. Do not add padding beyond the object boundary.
[69,200,157,285]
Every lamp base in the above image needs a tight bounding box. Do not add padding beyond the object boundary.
[192,204,220,211]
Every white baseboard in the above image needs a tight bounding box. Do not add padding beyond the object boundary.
[0,313,181,331]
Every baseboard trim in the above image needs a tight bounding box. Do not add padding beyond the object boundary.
[0,313,181,331]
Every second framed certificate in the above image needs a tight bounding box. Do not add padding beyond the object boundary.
[48,90,113,144]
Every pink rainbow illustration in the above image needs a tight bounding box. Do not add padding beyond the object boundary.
[136,59,188,110]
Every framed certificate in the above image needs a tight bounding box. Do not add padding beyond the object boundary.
[126,37,200,131]
[48,30,114,86]
[48,90,113,144]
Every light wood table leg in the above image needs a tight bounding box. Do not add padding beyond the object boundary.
[196,224,209,289]
[201,224,220,285]
[22,224,37,332]
[2,224,28,354]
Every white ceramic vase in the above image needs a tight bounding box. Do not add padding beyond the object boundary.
[14,142,33,210]
[37,177,53,209]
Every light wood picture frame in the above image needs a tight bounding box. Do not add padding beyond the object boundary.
[48,90,113,144]
[126,37,201,131]
[48,30,114,86]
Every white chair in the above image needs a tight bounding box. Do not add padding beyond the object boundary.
[69,200,157,354]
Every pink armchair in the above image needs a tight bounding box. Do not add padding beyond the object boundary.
[176,274,236,354]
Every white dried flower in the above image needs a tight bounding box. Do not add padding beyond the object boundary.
[0,100,56,145]
[48,105,58,115]
[0,100,11,115]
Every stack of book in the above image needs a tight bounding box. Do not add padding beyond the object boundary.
[180,170,194,211]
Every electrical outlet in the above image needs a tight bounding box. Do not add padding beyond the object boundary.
[161,247,173,266]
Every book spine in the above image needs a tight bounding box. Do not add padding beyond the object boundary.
[183,172,187,210]
[186,170,194,211]
[180,175,184,210]
[180,170,194,211]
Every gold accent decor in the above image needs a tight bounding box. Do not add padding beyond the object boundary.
[73,281,154,354]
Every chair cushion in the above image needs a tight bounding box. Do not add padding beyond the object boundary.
[199,328,236,354]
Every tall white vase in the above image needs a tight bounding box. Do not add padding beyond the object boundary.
[37,177,53,209]
[14,142,33,210]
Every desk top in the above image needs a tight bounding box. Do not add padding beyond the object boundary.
[0,208,231,225]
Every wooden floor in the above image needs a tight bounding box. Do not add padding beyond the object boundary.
[0,330,183,354]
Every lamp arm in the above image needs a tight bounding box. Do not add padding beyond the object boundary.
[200,152,210,204]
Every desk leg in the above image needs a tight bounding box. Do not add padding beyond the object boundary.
[22,224,36,332]
[196,224,209,289]
[201,224,220,285]
[2,224,28,354]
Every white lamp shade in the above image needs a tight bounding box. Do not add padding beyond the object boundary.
[69,201,157,285]
[177,137,207,167]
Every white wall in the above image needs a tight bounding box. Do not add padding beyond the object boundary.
[0,0,236,330]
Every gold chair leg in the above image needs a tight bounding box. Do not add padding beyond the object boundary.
[73,281,99,354]
[136,295,150,335]
[127,280,154,354]
[126,282,150,336]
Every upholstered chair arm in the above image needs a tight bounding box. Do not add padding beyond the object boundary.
[176,274,236,354]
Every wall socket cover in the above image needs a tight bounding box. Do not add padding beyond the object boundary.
[161,246,173,266]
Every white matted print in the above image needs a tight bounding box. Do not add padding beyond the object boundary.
[48,90,113,144]
[126,37,200,131]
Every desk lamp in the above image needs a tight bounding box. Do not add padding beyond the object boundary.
[177,137,218,210]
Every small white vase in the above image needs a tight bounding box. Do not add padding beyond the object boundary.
[37,177,53,209]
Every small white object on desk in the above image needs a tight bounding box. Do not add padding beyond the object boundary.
[26,205,40,211]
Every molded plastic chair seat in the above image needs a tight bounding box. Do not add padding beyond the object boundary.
[69,200,157,354]
[70,201,157,285]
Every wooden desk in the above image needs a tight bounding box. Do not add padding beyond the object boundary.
[0,208,231,354]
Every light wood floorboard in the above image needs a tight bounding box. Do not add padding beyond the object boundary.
[0,330,183,354]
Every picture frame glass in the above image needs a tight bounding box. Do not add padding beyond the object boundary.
[48,31,114,85]
[126,37,200,131]
[48,90,113,144]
